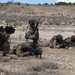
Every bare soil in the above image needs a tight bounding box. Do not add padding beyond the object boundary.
[0,29,75,75]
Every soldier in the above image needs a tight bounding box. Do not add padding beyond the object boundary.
[0,26,10,56]
[2,33,10,56]
[0,25,15,56]
[50,34,66,48]
[64,36,75,48]
[25,18,39,48]
[49,36,57,48]
[15,18,42,57]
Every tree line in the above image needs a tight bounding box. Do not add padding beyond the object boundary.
[0,1,75,5]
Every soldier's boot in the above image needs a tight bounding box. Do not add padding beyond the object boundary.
[40,53,42,58]
[2,53,7,56]
[35,54,42,58]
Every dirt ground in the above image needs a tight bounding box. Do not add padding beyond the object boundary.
[0,28,75,75]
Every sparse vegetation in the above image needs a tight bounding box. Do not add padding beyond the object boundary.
[6,1,12,5]
[43,3,49,5]
[0,2,75,26]
[25,3,29,6]
[0,2,75,75]
[55,2,74,5]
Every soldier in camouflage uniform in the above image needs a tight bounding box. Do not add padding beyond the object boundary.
[15,18,42,57]
[0,26,10,56]
[64,36,75,48]
[49,36,57,48]
[50,34,66,48]
[50,34,75,49]
[0,25,15,56]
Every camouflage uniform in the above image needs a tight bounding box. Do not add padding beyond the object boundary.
[15,41,34,57]
[50,34,66,48]
[71,35,75,43]
[50,36,57,48]
[64,36,75,48]
[0,32,10,56]
[15,18,42,57]
[64,37,71,42]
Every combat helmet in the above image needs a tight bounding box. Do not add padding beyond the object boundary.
[28,18,37,26]
[56,34,63,40]
[71,35,75,43]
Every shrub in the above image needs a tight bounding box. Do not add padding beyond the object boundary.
[55,2,73,5]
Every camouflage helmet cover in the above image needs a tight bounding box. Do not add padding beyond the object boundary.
[28,18,37,26]
[56,34,63,40]
[71,35,75,42]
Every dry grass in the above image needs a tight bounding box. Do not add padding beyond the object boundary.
[0,27,72,75]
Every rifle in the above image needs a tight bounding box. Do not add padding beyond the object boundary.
[33,18,40,35]
[33,18,40,42]
[35,18,40,29]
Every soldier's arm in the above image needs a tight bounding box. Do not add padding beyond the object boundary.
[25,29,35,39]
[0,32,5,38]
[5,33,10,40]
[25,33,35,39]
[34,28,39,41]
[0,32,10,40]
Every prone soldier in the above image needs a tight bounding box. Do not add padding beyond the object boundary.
[50,34,66,48]
[50,34,75,49]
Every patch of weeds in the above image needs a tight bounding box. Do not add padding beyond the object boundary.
[41,62,59,69]
[1,57,10,62]
[30,65,43,72]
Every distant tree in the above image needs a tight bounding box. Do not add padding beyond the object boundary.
[25,3,29,6]
[38,3,41,5]
[16,2,21,6]
[6,1,12,5]
[43,3,49,5]
[68,2,72,5]
[73,3,75,5]
[55,2,73,5]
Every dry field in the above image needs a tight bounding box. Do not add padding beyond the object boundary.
[0,27,75,75]
[0,2,75,75]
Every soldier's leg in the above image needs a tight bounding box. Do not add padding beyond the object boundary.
[16,45,31,57]
[2,41,10,56]
[16,45,24,57]
[34,44,43,58]
[9,46,17,54]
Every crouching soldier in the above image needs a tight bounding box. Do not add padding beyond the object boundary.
[25,18,42,58]
[11,18,42,58]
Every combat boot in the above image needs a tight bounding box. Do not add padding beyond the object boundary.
[2,53,7,56]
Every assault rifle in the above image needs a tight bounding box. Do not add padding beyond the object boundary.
[34,18,40,36]
[35,18,40,29]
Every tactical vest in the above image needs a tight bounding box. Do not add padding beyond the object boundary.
[0,32,10,45]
